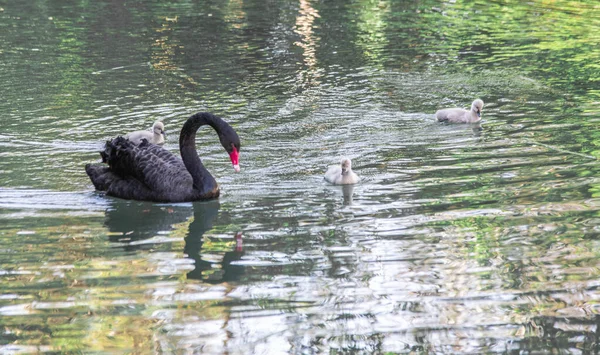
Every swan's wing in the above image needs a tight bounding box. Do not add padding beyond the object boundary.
[324,165,341,184]
[436,108,466,122]
[104,137,192,193]
[85,163,157,200]
[347,172,360,184]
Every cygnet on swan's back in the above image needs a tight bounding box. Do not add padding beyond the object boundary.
[436,99,484,123]
[126,121,166,145]
[324,158,360,185]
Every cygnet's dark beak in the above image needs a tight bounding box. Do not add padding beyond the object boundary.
[161,130,167,139]
[476,110,481,118]
[341,167,348,175]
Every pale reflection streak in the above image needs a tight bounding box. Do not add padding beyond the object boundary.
[151,17,182,71]
[295,0,320,68]
[224,0,247,30]
[150,16,201,88]
[294,0,323,89]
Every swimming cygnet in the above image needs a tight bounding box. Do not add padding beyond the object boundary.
[436,99,484,123]
[324,158,360,185]
[126,121,166,145]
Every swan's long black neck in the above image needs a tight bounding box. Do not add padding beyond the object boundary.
[179,112,225,196]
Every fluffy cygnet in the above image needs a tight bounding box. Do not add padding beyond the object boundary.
[126,121,166,145]
[324,158,360,185]
[436,99,484,123]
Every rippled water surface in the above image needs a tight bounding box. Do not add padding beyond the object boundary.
[2,0,600,353]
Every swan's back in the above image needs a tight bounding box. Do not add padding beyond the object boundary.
[436,107,468,122]
[87,137,195,202]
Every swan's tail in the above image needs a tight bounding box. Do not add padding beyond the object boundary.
[87,137,138,191]
[85,163,113,191]
[103,137,134,169]
[85,163,156,200]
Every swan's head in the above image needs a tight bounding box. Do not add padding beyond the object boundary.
[341,158,352,175]
[471,99,484,118]
[153,121,166,137]
[218,124,241,173]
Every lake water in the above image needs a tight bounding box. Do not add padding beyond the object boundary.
[2,0,600,353]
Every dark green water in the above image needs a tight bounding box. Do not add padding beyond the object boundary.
[1,0,600,353]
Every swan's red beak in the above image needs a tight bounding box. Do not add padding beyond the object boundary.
[235,231,243,252]
[229,146,240,173]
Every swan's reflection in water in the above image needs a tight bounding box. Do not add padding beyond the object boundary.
[342,184,355,205]
[184,202,244,283]
[439,121,484,136]
[104,200,193,246]
[325,184,355,205]
[472,122,483,135]
[103,199,243,282]
[186,231,244,282]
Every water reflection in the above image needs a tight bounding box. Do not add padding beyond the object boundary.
[104,200,193,247]
[295,0,320,68]
[342,184,355,205]
[186,230,244,283]
[184,202,245,283]
[438,120,484,137]
[151,17,183,71]
[3,0,600,353]
[103,199,244,282]
[294,0,323,91]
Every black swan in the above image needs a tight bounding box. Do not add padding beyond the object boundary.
[85,112,241,202]
[436,99,484,123]
[126,121,166,145]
